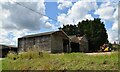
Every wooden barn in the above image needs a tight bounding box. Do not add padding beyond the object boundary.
[0,44,18,58]
[69,35,88,52]
[18,30,70,53]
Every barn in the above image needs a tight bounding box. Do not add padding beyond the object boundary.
[18,30,70,53]
[0,44,18,58]
[69,35,89,52]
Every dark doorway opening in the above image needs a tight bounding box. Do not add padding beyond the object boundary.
[63,39,69,52]
[71,42,80,52]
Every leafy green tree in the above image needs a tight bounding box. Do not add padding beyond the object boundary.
[59,18,108,52]
[59,24,78,35]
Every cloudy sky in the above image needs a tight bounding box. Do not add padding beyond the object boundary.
[0,0,119,46]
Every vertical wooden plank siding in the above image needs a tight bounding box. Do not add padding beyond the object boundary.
[18,35,51,52]
[51,35,63,53]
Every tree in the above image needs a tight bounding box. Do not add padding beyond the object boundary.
[59,18,108,52]
[59,24,78,35]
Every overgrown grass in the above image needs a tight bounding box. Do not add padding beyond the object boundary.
[0,59,2,72]
[2,51,118,70]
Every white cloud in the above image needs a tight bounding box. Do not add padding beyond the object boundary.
[94,1,119,43]
[57,0,98,26]
[58,1,72,10]
[108,20,118,44]
[40,16,49,23]
[0,9,10,20]
[113,7,118,20]
[85,14,94,20]
[0,0,56,46]
[112,20,118,31]
[94,1,118,21]
[40,16,56,29]
[45,22,54,28]
[0,26,30,46]
[0,0,58,46]
[57,13,74,25]
[94,6,115,20]
[1,1,45,30]
[107,29,118,44]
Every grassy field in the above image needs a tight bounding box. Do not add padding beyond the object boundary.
[0,59,2,72]
[2,51,118,70]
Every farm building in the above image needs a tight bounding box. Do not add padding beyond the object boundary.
[0,44,18,58]
[18,30,89,53]
[18,30,70,53]
[69,35,89,52]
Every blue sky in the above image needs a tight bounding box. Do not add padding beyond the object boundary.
[45,2,72,29]
[45,2,113,30]
[0,0,119,46]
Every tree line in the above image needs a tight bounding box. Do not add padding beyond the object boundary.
[59,18,108,52]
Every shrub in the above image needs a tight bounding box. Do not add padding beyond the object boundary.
[18,46,44,59]
[18,51,43,59]
[7,49,44,60]
[7,53,18,60]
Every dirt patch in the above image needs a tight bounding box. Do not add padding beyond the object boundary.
[0,58,5,60]
[50,53,64,55]
[86,52,115,55]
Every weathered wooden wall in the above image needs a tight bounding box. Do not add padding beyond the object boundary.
[51,35,63,53]
[51,31,70,53]
[79,37,88,52]
[18,35,51,52]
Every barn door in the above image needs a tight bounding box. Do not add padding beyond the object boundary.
[71,42,80,52]
[63,39,69,53]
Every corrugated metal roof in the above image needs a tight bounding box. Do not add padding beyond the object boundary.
[20,31,56,38]
[0,44,17,49]
[19,30,70,39]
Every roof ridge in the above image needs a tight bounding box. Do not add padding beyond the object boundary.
[19,30,58,38]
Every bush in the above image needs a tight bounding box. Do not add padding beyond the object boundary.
[7,46,50,60]
[7,53,18,60]
[18,51,43,60]
[7,50,44,60]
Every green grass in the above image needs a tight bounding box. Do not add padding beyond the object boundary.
[2,52,118,70]
[0,60,2,71]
